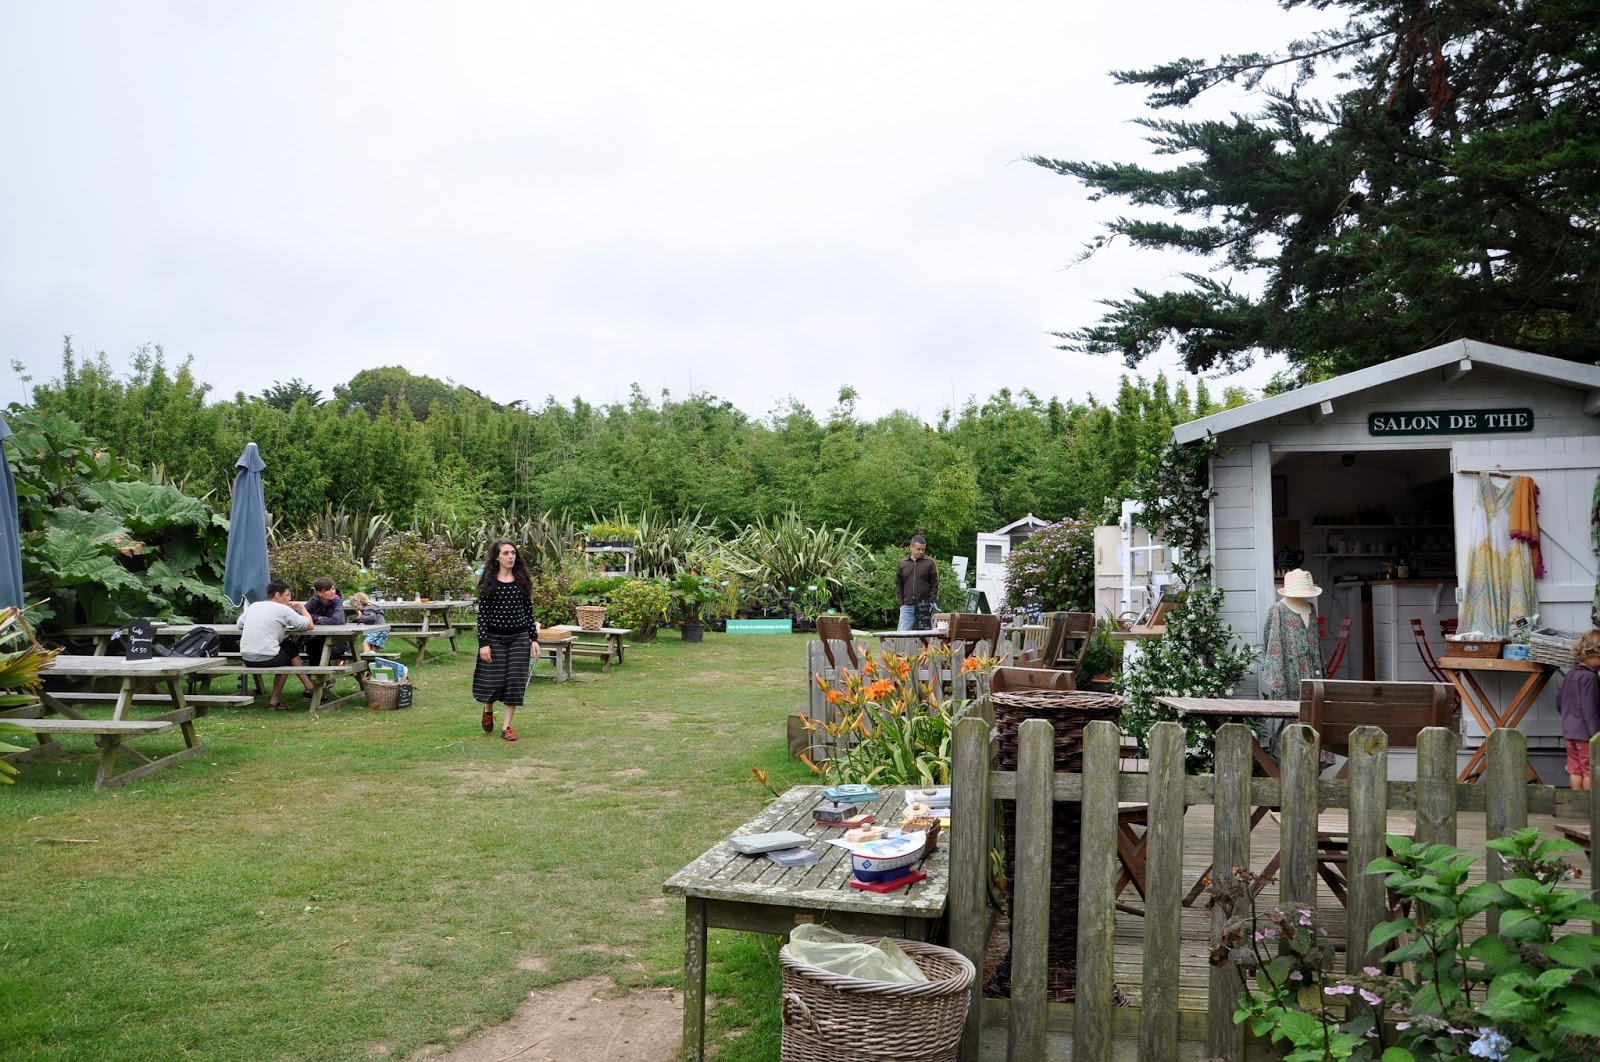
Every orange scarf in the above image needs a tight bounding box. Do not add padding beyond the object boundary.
[1509,475,1544,578]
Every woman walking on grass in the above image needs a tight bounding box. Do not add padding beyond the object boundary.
[472,539,537,741]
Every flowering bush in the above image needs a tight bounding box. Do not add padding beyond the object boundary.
[800,644,995,787]
[1207,828,1600,1061]
[1003,517,1095,612]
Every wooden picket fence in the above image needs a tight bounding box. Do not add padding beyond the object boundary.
[945,717,1600,1061]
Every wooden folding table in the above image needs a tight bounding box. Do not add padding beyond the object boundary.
[1438,655,1553,783]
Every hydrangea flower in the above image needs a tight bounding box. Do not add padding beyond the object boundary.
[1468,1028,1510,1060]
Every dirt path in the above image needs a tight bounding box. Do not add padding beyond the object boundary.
[421,977,685,1062]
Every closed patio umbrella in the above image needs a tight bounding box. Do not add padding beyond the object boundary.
[0,413,23,609]
[223,442,271,609]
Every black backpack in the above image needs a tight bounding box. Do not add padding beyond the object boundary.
[163,626,221,658]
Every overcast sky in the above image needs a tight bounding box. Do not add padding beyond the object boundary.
[1,2,1340,422]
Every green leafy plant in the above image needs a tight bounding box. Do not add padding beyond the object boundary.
[1003,517,1096,612]
[800,644,995,787]
[668,572,718,626]
[720,511,868,598]
[528,570,575,628]
[370,532,473,600]
[569,576,629,606]
[793,583,833,620]
[1078,612,1124,682]
[1208,829,1600,1062]
[0,609,60,784]
[604,578,670,641]
[267,534,366,598]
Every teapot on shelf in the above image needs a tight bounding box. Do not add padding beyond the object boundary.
[1274,547,1306,571]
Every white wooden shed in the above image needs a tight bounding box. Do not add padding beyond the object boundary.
[974,514,1052,612]
[1174,338,1600,781]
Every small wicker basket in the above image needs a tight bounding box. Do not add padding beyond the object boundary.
[575,605,606,632]
[1529,628,1577,667]
[779,936,973,1062]
[365,679,412,710]
[1445,635,1504,659]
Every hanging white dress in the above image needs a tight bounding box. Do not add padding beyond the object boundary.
[1459,472,1537,636]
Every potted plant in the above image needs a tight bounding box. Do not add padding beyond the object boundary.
[669,573,719,643]
[792,584,832,633]
[707,577,740,632]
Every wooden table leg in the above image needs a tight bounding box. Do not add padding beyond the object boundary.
[682,896,708,1062]
[165,676,201,749]
[1452,670,1543,783]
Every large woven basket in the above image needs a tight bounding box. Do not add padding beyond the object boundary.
[574,605,606,631]
[779,937,974,1062]
[1529,628,1577,667]
[990,689,1126,1001]
[365,679,412,710]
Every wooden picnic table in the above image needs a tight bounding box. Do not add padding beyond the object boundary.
[663,785,948,1062]
[193,622,384,711]
[371,599,474,664]
[2,654,224,788]
[542,625,631,671]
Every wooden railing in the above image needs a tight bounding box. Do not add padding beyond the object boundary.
[946,717,1600,1061]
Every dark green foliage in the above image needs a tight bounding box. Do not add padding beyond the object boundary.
[569,576,629,604]
[267,536,366,599]
[605,578,671,640]
[260,379,322,411]
[4,408,231,628]
[370,533,473,600]
[1002,517,1096,612]
[527,571,574,627]
[1033,0,1600,377]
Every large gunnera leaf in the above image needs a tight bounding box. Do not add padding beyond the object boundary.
[82,482,209,534]
[37,528,145,593]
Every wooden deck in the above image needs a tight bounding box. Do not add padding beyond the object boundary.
[1081,803,1587,1009]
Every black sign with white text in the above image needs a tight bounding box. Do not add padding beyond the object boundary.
[1367,408,1533,436]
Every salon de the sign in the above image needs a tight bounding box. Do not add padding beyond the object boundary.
[1367,408,1534,436]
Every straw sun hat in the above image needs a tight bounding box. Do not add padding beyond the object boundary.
[1278,569,1322,599]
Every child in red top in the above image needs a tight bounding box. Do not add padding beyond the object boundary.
[1556,630,1600,790]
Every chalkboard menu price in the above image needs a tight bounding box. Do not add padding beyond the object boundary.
[117,618,158,660]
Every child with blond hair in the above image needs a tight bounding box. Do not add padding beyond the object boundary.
[1557,629,1600,790]
[344,592,388,659]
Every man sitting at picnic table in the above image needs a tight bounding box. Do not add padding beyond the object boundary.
[303,577,347,662]
[241,579,317,709]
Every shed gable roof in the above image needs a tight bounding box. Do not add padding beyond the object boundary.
[1172,339,1600,445]
[987,513,1051,535]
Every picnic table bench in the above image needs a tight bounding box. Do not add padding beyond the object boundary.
[0,717,184,789]
[195,622,382,711]
[542,625,631,671]
[370,599,473,664]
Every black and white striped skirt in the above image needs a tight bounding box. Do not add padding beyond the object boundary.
[472,631,532,706]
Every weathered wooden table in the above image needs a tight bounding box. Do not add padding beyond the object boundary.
[662,785,949,1062]
[542,625,631,670]
[528,636,573,683]
[3,654,223,788]
[192,622,385,711]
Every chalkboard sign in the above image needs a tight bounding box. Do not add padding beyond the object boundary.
[395,682,414,709]
[965,588,990,614]
[118,618,158,660]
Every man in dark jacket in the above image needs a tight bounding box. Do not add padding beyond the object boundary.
[895,535,939,631]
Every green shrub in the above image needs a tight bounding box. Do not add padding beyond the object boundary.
[268,535,365,599]
[529,571,574,627]
[1003,517,1095,612]
[605,578,671,641]
[569,576,629,604]
[371,532,473,600]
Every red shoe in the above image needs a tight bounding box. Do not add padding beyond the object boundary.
[501,727,517,742]
[481,707,494,734]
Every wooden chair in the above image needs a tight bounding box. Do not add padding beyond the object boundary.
[1014,612,1068,669]
[1295,678,1457,902]
[1323,617,1353,678]
[1408,617,1449,684]
[989,665,1075,695]
[946,613,1001,658]
[814,615,860,669]
[1057,612,1095,671]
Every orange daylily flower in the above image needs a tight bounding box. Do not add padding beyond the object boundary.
[826,689,845,705]
[864,678,894,701]
[961,656,983,672]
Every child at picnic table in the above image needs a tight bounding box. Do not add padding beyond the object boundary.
[1557,629,1600,791]
[344,592,388,658]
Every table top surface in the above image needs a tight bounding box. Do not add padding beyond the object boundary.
[1438,655,1551,673]
[40,654,225,677]
[371,599,475,609]
[1156,696,1300,719]
[663,785,948,919]
[545,625,632,636]
[65,621,388,637]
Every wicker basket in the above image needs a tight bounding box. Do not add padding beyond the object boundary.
[779,937,974,1062]
[1445,635,1504,659]
[574,605,606,631]
[365,679,413,710]
[990,689,1126,1001]
[1529,628,1577,667]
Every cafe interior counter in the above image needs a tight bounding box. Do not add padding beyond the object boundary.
[1366,579,1459,682]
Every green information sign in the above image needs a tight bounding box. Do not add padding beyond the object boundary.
[725,619,793,635]
[1367,408,1534,436]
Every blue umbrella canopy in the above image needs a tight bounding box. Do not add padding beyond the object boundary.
[223,442,270,609]
[0,413,23,610]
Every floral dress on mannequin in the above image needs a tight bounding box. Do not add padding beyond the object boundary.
[1260,599,1323,699]
[1460,472,1537,636]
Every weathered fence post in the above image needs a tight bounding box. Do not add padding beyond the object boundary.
[1141,720,1186,1060]
[1207,723,1253,1060]
[1415,726,1459,847]
[1076,720,1121,1062]
[1279,722,1321,910]
[1591,734,1600,934]
[1484,727,1529,935]
[1009,718,1053,1062]
[950,715,992,1062]
[1346,725,1389,975]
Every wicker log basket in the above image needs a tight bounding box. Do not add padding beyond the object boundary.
[1529,628,1578,667]
[990,689,1126,1001]
[574,605,606,632]
[778,937,974,1062]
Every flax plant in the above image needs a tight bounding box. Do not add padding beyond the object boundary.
[800,644,994,787]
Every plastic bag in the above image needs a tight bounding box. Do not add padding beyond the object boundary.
[787,924,929,984]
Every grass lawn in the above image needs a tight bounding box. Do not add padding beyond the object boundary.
[1,631,816,1061]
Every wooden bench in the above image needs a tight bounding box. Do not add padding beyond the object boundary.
[45,692,256,708]
[1,717,192,789]
[199,663,370,711]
